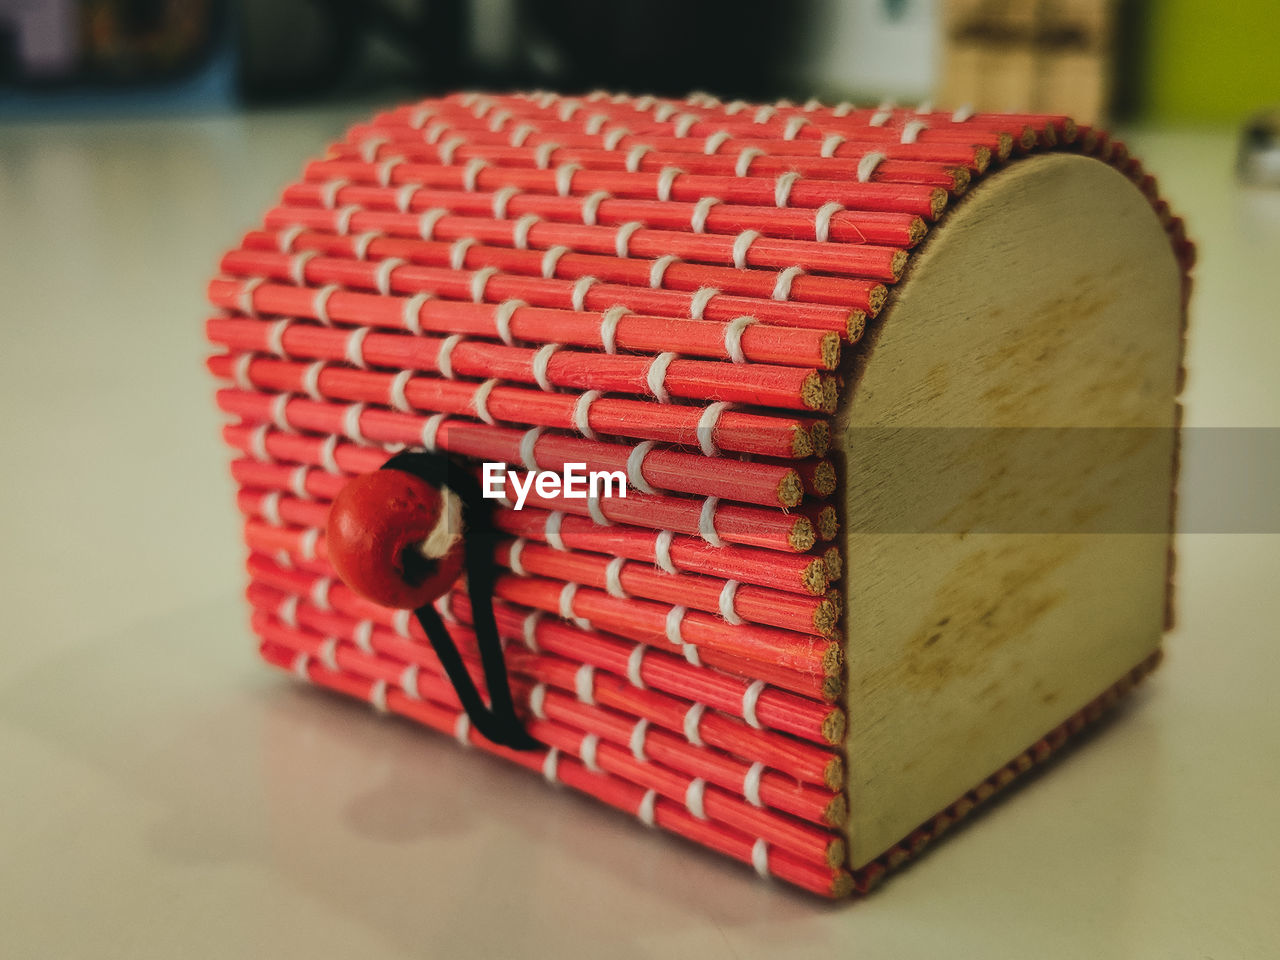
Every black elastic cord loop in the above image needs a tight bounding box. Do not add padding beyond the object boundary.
[381,450,539,751]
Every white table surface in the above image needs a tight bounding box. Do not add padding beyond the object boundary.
[1,108,1277,959]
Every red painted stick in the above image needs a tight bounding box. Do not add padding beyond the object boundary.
[258,209,887,312]
[208,354,816,459]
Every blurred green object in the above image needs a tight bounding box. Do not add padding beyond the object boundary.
[1144,0,1280,123]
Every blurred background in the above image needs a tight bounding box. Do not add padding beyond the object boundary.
[1,0,1277,124]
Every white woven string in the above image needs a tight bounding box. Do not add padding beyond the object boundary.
[472,378,499,424]
[451,712,470,746]
[656,166,683,201]
[276,224,304,253]
[319,433,340,473]
[318,178,348,208]
[625,144,653,173]
[586,493,610,526]
[379,157,403,189]
[328,204,355,235]
[540,245,569,279]
[901,119,928,144]
[368,678,389,714]
[697,497,726,551]
[509,122,535,146]
[575,663,596,704]
[298,526,319,562]
[542,747,561,784]
[774,172,800,207]
[464,159,488,192]
[313,284,340,325]
[559,582,591,630]
[401,291,429,334]
[732,230,760,269]
[436,334,463,378]
[690,197,720,233]
[688,286,718,320]
[772,265,804,300]
[520,426,543,471]
[386,368,412,414]
[449,237,476,271]
[437,136,465,164]
[249,424,271,462]
[512,214,540,249]
[648,254,678,289]
[696,404,731,457]
[742,679,766,729]
[683,702,706,746]
[602,126,630,150]
[237,276,263,317]
[290,464,312,500]
[664,605,686,644]
[343,403,367,445]
[534,141,560,169]
[418,208,447,240]
[267,317,292,358]
[420,412,446,451]
[820,134,845,158]
[400,662,421,700]
[260,490,282,526]
[572,390,601,437]
[637,788,657,826]
[289,250,316,286]
[703,130,730,154]
[580,733,602,772]
[522,610,543,650]
[629,719,650,761]
[645,353,678,403]
[351,231,378,259]
[277,594,299,629]
[782,115,809,140]
[614,221,643,257]
[604,556,628,598]
[751,838,771,878]
[654,529,676,574]
[352,618,374,653]
[530,682,548,718]
[494,299,524,345]
[291,652,311,679]
[952,104,975,122]
[571,276,597,311]
[626,644,647,689]
[580,190,610,225]
[469,265,497,302]
[724,315,756,363]
[271,393,294,433]
[684,778,708,820]
[232,352,254,391]
[683,643,702,667]
[718,579,743,624]
[545,510,566,550]
[344,327,370,369]
[555,163,581,196]
[626,440,658,493]
[531,342,559,391]
[598,305,629,354]
[508,537,528,575]
[814,201,844,243]
[734,147,764,177]
[857,152,886,183]
[492,185,519,219]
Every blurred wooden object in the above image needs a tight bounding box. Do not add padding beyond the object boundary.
[939,0,1115,123]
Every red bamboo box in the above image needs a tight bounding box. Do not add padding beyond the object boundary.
[207,91,1191,897]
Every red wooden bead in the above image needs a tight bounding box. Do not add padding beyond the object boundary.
[326,469,465,609]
